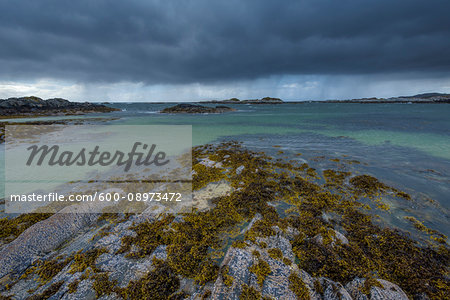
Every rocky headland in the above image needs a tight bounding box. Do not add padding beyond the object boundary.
[161,103,236,114]
[0,96,119,118]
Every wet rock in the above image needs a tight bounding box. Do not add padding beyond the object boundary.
[235,165,245,175]
[210,247,254,300]
[210,218,312,300]
[4,228,168,299]
[283,226,300,241]
[240,213,262,234]
[198,157,220,168]
[255,228,295,261]
[188,282,214,300]
[317,277,353,300]
[413,293,430,300]
[60,277,97,300]
[259,257,299,299]
[312,229,349,246]
[179,278,200,296]
[193,182,233,211]
[96,245,167,287]
[0,210,98,280]
[345,277,409,300]
[204,214,359,300]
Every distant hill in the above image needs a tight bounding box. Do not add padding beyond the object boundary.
[401,93,450,99]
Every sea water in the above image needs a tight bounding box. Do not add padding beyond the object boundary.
[2,102,449,239]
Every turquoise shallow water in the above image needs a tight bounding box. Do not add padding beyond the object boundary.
[108,102,450,158]
[112,102,450,239]
[1,102,450,239]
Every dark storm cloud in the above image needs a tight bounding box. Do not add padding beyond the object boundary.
[1,0,449,84]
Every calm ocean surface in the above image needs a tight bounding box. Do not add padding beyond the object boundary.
[2,102,450,239]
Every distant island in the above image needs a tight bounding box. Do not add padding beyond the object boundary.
[0,96,119,118]
[201,96,284,104]
[161,103,236,114]
[200,93,450,104]
[310,93,450,104]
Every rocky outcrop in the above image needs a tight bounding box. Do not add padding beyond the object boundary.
[0,210,414,300]
[0,96,119,117]
[0,209,99,280]
[202,216,410,300]
[345,278,409,300]
[312,229,349,246]
[160,103,236,114]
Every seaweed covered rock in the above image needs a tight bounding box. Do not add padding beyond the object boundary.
[312,229,349,247]
[210,247,253,299]
[210,216,310,299]
[316,277,353,300]
[0,210,98,280]
[0,142,448,299]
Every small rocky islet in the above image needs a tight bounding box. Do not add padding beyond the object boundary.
[160,97,284,114]
[160,104,236,114]
[0,142,448,299]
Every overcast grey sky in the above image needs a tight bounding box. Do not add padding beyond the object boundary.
[1,0,450,102]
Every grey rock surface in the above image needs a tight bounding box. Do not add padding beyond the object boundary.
[209,216,313,300]
[0,211,98,280]
[345,277,409,300]
[312,229,349,246]
[0,207,413,300]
